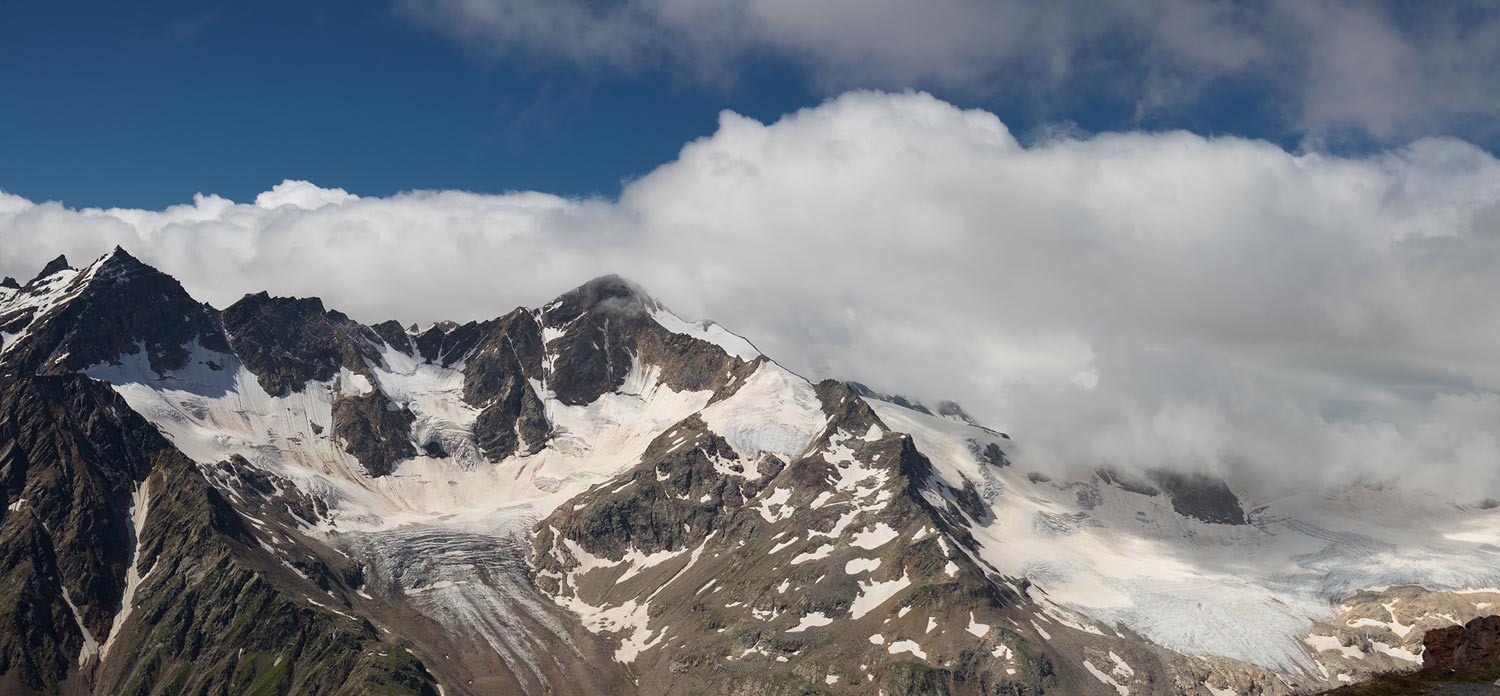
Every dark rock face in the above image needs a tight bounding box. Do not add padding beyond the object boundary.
[386,309,555,461]
[0,373,437,695]
[539,276,648,406]
[0,306,32,338]
[968,438,1008,467]
[472,379,548,459]
[212,454,329,525]
[1098,468,1162,497]
[1148,471,1247,525]
[461,309,549,460]
[369,319,415,355]
[540,275,751,409]
[0,374,156,691]
[410,321,471,366]
[27,255,73,285]
[937,400,980,425]
[534,413,771,570]
[220,292,382,397]
[1423,614,1500,670]
[1096,469,1247,524]
[461,311,546,401]
[332,390,417,477]
[2,248,231,378]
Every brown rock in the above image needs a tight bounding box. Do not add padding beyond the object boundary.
[1424,615,1500,670]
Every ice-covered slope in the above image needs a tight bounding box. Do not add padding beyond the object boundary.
[869,396,1500,686]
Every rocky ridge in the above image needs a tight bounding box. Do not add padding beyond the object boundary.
[3,249,1499,695]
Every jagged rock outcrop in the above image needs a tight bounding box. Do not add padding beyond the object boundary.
[332,390,418,477]
[0,247,229,378]
[1313,606,1500,694]
[220,292,383,397]
[28,255,74,284]
[1423,615,1500,671]
[540,275,752,406]
[459,309,549,460]
[1146,471,1245,525]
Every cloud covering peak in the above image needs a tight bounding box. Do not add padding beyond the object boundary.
[6,90,1500,498]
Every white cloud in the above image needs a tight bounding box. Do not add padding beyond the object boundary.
[398,0,1500,142]
[254,180,359,210]
[6,90,1500,497]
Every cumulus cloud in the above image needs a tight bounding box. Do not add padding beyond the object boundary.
[398,0,1500,142]
[6,91,1500,498]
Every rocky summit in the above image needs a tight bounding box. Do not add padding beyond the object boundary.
[4,249,1500,695]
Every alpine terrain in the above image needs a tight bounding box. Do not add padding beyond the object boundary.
[4,248,1500,696]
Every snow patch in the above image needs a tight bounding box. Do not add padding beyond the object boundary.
[1083,659,1130,695]
[700,363,825,460]
[756,487,795,523]
[649,307,759,362]
[887,639,928,661]
[791,544,835,565]
[851,573,912,619]
[101,478,153,660]
[59,585,99,667]
[769,536,800,554]
[966,612,990,638]
[787,612,834,633]
[851,523,899,550]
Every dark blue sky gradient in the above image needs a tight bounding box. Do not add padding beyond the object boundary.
[0,0,1325,209]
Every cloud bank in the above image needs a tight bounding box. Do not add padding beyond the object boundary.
[399,0,1500,143]
[6,91,1500,498]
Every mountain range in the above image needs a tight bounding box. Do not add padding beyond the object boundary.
[3,248,1500,695]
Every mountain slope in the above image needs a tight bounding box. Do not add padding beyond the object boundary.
[0,372,437,696]
[0,251,437,695]
[5,248,1500,695]
[531,377,1056,694]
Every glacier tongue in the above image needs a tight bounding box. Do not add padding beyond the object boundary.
[348,520,583,692]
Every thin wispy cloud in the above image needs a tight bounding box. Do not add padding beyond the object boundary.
[399,0,1500,144]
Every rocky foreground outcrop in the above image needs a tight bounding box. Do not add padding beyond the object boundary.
[1316,613,1500,695]
[1424,615,1500,671]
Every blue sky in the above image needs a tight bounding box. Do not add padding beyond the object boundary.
[7,0,1496,210]
[1,0,795,207]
